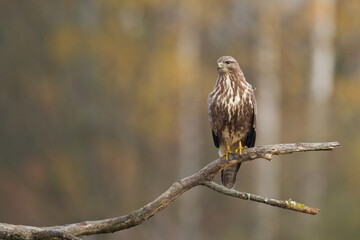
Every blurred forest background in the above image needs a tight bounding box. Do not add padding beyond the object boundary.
[0,0,359,239]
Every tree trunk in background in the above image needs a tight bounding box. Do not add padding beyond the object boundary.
[303,0,336,239]
[177,1,202,240]
[253,1,281,239]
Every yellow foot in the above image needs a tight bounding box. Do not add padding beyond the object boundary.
[221,146,232,160]
[220,153,227,160]
[235,142,247,154]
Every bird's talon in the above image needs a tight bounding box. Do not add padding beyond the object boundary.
[235,142,247,155]
[221,149,232,162]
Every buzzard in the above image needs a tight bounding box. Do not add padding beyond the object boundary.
[208,56,257,189]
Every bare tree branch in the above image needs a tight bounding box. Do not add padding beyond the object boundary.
[201,181,320,215]
[0,142,339,240]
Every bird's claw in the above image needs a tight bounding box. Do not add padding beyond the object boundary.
[221,152,230,161]
[235,143,247,155]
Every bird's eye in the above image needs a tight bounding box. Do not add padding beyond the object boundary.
[225,61,231,65]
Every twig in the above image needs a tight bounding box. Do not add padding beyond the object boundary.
[201,181,320,215]
[0,142,339,239]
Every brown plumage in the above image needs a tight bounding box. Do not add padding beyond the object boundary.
[208,56,257,189]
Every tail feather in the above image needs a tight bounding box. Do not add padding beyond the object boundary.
[221,163,241,189]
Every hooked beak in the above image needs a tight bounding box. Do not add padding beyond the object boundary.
[217,62,223,70]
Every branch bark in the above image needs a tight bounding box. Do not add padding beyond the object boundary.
[0,142,339,240]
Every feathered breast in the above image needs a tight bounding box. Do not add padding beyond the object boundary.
[208,72,254,149]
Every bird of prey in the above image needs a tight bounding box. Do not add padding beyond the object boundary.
[208,56,257,189]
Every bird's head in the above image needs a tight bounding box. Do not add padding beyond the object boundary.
[217,56,240,74]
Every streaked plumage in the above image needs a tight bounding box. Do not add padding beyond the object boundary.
[208,56,257,189]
